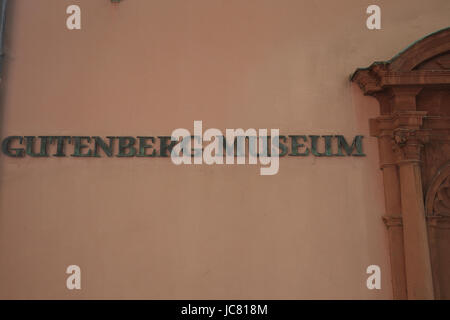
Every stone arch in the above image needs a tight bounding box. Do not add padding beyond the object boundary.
[390,27,450,71]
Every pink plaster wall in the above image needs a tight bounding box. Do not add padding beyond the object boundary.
[0,0,448,299]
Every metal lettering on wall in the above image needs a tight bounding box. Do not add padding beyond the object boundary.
[1,135,366,158]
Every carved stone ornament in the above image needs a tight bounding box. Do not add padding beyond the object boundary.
[391,128,430,163]
[426,162,450,217]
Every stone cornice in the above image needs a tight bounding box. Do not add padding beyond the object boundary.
[352,69,450,96]
[351,28,450,96]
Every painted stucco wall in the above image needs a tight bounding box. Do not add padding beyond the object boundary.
[0,0,448,299]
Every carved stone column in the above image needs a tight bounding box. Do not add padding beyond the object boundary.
[377,124,407,299]
[393,127,434,299]
[382,216,407,299]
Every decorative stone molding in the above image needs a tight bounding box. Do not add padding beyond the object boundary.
[427,216,450,229]
[351,27,450,96]
[352,27,450,299]
[433,178,450,216]
[426,162,450,217]
[383,216,403,228]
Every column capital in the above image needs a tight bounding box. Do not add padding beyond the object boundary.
[392,128,431,164]
[369,111,428,137]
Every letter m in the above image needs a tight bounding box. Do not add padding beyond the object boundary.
[336,135,365,156]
